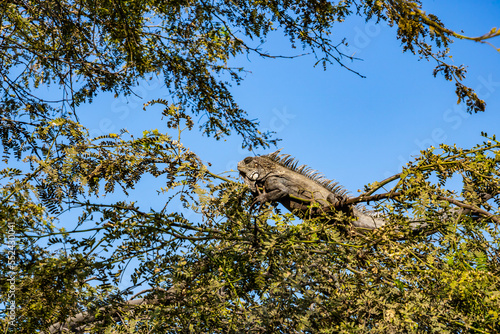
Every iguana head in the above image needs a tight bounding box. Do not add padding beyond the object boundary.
[237,156,265,181]
[237,156,272,192]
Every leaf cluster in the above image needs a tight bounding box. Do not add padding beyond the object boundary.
[1,1,500,333]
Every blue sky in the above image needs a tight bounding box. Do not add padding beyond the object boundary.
[77,0,500,203]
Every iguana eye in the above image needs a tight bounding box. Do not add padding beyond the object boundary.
[254,163,257,167]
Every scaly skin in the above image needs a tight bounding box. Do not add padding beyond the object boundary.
[237,151,387,229]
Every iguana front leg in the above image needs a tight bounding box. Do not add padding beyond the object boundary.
[251,178,289,211]
[251,189,288,209]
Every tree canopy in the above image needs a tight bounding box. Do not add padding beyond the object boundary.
[1,0,499,333]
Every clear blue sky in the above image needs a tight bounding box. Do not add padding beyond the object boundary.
[78,0,500,204]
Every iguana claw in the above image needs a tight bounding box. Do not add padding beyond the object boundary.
[250,194,267,212]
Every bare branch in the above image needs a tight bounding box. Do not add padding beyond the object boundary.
[46,288,174,334]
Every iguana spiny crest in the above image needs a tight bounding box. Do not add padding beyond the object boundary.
[238,150,387,229]
[239,150,347,197]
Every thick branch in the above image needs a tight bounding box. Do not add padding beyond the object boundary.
[344,192,402,205]
[46,288,173,334]
[436,196,500,224]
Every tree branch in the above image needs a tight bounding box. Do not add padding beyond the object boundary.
[344,192,402,205]
[436,195,500,224]
[46,288,174,334]
[415,8,500,51]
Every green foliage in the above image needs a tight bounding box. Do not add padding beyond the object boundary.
[3,127,500,332]
[1,1,499,333]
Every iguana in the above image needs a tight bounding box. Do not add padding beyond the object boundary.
[237,150,388,229]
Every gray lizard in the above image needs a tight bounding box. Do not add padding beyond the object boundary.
[237,150,388,229]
